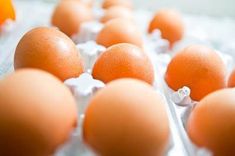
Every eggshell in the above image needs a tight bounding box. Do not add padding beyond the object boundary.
[0,0,15,25]
[83,78,170,156]
[77,0,94,7]
[102,0,132,9]
[0,69,77,156]
[51,0,93,36]
[228,69,235,87]
[92,43,154,84]
[100,6,133,23]
[165,45,226,101]
[62,0,94,8]
[187,88,235,156]
[96,18,143,48]
[14,27,84,81]
[148,9,184,46]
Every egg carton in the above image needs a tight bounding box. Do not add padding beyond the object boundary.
[56,39,233,156]
[0,30,190,156]
[1,0,235,156]
[53,47,186,156]
[55,40,234,156]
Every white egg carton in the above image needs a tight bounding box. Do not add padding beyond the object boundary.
[59,42,232,156]
[1,0,235,156]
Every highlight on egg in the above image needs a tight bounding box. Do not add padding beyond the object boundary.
[92,43,154,84]
[102,0,133,9]
[100,6,133,23]
[165,45,227,101]
[51,0,93,37]
[148,9,184,46]
[96,18,143,48]
[76,0,94,8]
[14,27,84,81]
[0,69,78,156]
[187,88,235,156]
[83,78,170,156]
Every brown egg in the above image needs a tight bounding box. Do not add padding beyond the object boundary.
[228,69,235,87]
[51,0,93,36]
[83,79,170,156]
[102,0,133,9]
[148,9,184,46]
[77,0,94,7]
[92,43,154,84]
[187,89,235,156]
[100,6,133,23]
[96,18,143,48]
[165,45,226,101]
[62,0,94,8]
[14,27,84,81]
[0,69,77,156]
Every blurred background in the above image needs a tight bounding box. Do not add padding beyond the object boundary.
[19,0,235,17]
[135,0,235,17]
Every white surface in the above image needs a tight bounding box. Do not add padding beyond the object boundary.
[134,0,235,17]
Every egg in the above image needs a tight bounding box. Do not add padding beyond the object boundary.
[77,0,94,7]
[0,0,15,25]
[92,43,154,84]
[83,79,170,156]
[51,0,93,37]
[187,88,235,156]
[100,6,133,23]
[0,69,77,156]
[14,27,84,81]
[96,18,143,48]
[62,0,94,8]
[148,9,184,46]
[165,45,226,101]
[228,69,235,87]
[102,0,132,9]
